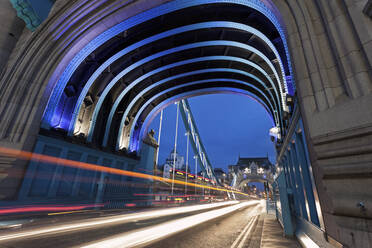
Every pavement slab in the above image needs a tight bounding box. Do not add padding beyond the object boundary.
[260,214,301,248]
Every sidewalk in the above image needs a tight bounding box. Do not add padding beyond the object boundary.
[260,214,301,248]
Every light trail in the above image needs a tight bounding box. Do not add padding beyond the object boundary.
[0,147,248,196]
[0,204,102,215]
[47,210,88,216]
[81,200,260,248]
[0,201,238,242]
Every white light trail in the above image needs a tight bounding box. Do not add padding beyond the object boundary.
[0,201,239,242]
[82,201,260,248]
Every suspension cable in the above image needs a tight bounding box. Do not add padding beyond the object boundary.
[171,102,180,195]
[194,155,198,196]
[185,131,190,194]
[155,109,163,166]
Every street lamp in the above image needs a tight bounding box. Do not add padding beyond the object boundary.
[193,155,198,196]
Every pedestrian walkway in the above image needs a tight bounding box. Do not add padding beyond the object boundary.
[260,214,301,248]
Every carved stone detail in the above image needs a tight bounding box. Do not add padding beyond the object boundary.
[9,0,41,31]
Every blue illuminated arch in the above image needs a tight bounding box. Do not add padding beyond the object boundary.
[111,71,281,148]
[86,42,283,141]
[101,56,283,146]
[130,88,277,151]
[66,21,287,136]
[120,78,277,150]
[42,0,293,131]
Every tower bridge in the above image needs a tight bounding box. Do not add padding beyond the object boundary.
[0,0,371,247]
[229,157,275,190]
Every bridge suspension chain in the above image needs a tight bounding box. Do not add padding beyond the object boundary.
[155,109,163,166]
[171,102,180,195]
[185,131,190,194]
[179,99,218,184]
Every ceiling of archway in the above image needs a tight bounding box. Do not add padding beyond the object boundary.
[42,1,294,153]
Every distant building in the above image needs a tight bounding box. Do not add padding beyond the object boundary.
[158,149,186,178]
[228,156,275,184]
[213,168,228,185]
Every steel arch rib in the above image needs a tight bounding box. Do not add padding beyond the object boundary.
[113,74,280,149]
[42,0,292,130]
[124,79,276,151]
[111,69,280,148]
[115,78,277,149]
[101,56,283,146]
[86,41,282,142]
[131,87,275,152]
[105,61,281,147]
[67,21,286,135]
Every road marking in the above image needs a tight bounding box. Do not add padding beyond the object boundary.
[230,216,256,248]
[230,203,263,248]
[237,215,258,248]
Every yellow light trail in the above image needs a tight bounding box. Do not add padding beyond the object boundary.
[47,210,88,216]
[0,147,248,196]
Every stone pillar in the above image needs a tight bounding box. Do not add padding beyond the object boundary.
[0,0,24,77]
[0,0,25,201]
[139,130,158,174]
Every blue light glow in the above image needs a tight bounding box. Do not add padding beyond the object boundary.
[87,40,283,142]
[42,0,293,132]
[102,54,283,147]
[128,85,276,151]
[68,21,286,137]
[132,87,276,152]
[115,72,280,150]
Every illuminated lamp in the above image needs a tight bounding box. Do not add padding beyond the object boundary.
[269,126,281,140]
[286,94,294,107]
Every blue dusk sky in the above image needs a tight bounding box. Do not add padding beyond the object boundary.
[149,94,276,174]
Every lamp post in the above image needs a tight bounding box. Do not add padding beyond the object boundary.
[155,109,163,166]
[185,131,190,195]
[194,155,198,197]
[171,102,179,196]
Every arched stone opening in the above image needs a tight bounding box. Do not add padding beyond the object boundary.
[36,2,292,153]
[0,0,371,247]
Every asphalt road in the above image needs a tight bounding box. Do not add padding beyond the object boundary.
[0,200,264,248]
